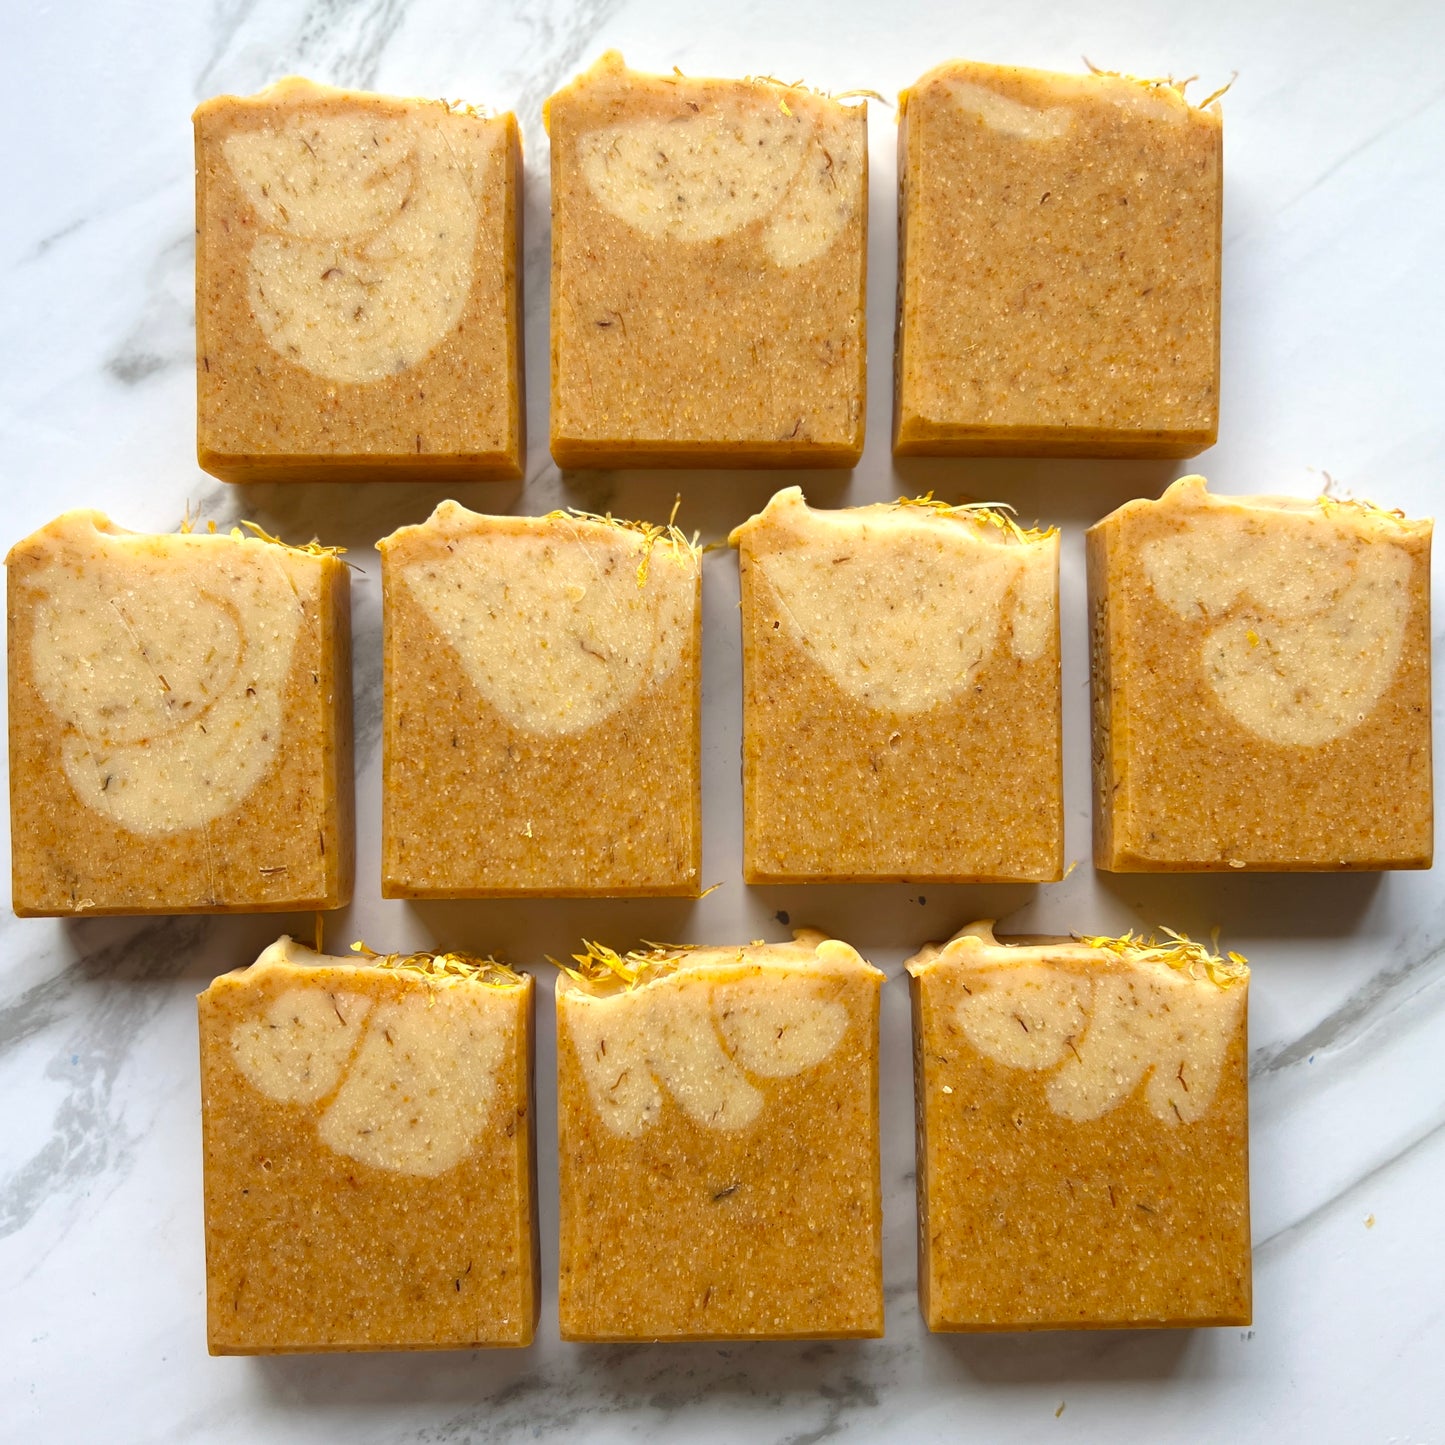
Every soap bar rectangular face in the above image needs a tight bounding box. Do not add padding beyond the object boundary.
[199,939,538,1352]
[896,61,1222,458]
[7,511,352,915]
[548,52,867,468]
[195,78,524,483]
[1089,477,1433,870]
[379,502,702,897]
[556,934,884,1340]
[732,489,1062,882]
[908,926,1251,1330]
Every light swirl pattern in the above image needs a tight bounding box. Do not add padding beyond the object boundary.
[578,100,863,270]
[28,516,303,835]
[231,983,507,1178]
[224,109,484,383]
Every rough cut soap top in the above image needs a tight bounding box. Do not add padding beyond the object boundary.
[896,59,1222,458]
[548,52,868,468]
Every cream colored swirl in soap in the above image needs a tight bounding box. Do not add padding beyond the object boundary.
[26,512,304,835]
[1044,969,1240,1125]
[391,502,696,736]
[564,980,765,1137]
[715,973,850,1077]
[561,938,866,1138]
[231,985,372,1104]
[916,930,1243,1126]
[227,938,513,1178]
[940,69,1189,136]
[736,487,1057,713]
[945,81,1072,140]
[224,97,489,383]
[316,994,507,1177]
[577,99,862,269]
[1140,478,1415,746]
[950,964,1087,1071]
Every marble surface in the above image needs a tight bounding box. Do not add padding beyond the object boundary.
[2,0,1442,1440]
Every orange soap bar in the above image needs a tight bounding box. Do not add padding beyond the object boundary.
[199,938,538,1352]
[1089,476,1433,870]
[896,60,1222,458]
[378,502,702,897]
[195,77,524,482]
[909,923,1251,1330]
[547,52,868,468]
[556,933,884,1340]
[732,488,1062,882]
[7,511,352,916]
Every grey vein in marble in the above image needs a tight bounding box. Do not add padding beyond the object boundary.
[391,1339,901,1444]
[0,917,211,1248]
[1252,935,1445,1079]
[1256,1111,1445,1255]
[107,231,196,387]
[198,0,409,95]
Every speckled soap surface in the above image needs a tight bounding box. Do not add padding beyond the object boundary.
[1088,477,1433,871]
[3,1,1444,1442]
[895,60,1221,459]
[378,502,702,897]
[548,52,868,468]
[199,940,538,1351]
[195,79,525,482]
[556,935,883,1340]
[733,488,1062,883]
[909,925,1250,1330]
[6,512,353,915]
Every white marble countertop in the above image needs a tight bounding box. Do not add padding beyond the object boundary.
[2,1,1442,1441]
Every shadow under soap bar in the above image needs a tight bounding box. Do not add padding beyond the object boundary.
[199,937,539,1352]
[548,52,868,468]
[1089,476,1433,870]
[895,60,1222,458]
[7,511,352,915]
[556,933,884,1340]
[195,77,524,482]
[908,923,1251,1330]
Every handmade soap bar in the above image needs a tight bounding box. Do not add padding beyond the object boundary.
[895,60,1222,458]
[195,77,523,483]
[1089,476,1433,870]
[908,923,1251,1330]
[379,501,702,897]
[7,511,352,915]
[731,488,1062,882]
[556,933,884,1340]
[199,938,538,1352]
[547,52,868,468]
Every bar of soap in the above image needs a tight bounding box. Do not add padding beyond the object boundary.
[547,52,868,468]
[731,488,1062,882]
[195,77,524,483]
[6,511,352,916]
[556,932,884,1340]
[1089,476,1433,871]
[199,937,538,1352]
[908,922,1251,1330]
[895,60,1222,458]
[378,501,702,897]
